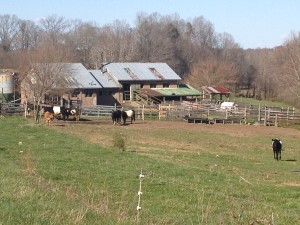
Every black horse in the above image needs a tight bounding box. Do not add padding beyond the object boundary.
[272,138,282,160]
[111,110,122,125]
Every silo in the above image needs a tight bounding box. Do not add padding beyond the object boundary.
[0,71,14,102]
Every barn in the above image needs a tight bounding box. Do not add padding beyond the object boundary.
[101,63,201,104]
[21,62,201,106]
[64,63,122,106]
[20,63,121,106]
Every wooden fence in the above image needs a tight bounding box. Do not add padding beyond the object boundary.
[80,104,159,120]
[80,105,121,117]
[0,103,25,115]
[2,101,300,126]
[159,101,300,126]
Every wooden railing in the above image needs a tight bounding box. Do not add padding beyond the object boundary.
[0,103,25,115]
[132,90,162,105]
[81,105,121,117]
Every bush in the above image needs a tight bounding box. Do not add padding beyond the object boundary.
[113,132,126,151]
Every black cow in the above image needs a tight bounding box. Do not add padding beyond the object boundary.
[111,110,122,125]
[122,109,135,125]
[272,138,282,161]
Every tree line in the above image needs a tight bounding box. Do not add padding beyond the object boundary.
[1,13,300,106]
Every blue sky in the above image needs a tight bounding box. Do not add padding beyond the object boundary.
[1,0,299,49]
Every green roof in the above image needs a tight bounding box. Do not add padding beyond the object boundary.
[152,84,201,96]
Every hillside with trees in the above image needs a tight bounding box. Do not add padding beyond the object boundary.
[1,13,300,106]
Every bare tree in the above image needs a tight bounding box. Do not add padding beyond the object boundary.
[248,49,278,100]
[187,54,238,90]
[0,14,20,51]
[72,22,98,66]
[134,12,156,61]
[88,20,135,68]
[38,14,71,46]
[21,44,74,122]
[15,20,40,49]
[189,16,218,59]
[273,32,300,103]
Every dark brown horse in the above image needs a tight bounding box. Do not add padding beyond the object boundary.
[272,138,282,161]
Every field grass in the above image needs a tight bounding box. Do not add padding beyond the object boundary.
[230,96,297,109]
[0,116,299,225]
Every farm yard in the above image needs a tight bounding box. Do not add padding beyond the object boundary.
[0,116,299,224]
[2,6,300,225]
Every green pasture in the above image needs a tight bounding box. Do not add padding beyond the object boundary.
[0,117,299,224]
[231,96,297,109]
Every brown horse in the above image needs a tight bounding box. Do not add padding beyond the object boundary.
[272,138,282,160]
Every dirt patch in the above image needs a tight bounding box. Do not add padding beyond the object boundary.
[48,119,300,152]
[279,182,300,187]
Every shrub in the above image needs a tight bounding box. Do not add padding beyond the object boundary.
[113,132,126,151]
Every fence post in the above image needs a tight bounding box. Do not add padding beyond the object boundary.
[264,107,267,126]
[142,105,144,121]
[258,104,261,121]
[24,101,28,118]
[287,107,289,125]
[293,107,295,117]
[158,105,161,120]
[136,169,145,223]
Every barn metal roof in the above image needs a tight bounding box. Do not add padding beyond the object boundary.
[154,84,201,96]
[46,63,184,90]
[202,86,230,94]
[88,70,120,88]
[140,84,201,97]
[103,63,182,81]
[67,63,102,89]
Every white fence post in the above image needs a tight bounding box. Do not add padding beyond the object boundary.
[136,169,145,222]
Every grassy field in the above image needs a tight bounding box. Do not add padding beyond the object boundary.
[0,116,299,225]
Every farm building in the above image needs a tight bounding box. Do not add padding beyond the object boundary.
[101,63,201,104]
[202,86,231,101]
[21,62,201,106]
[138,84,201,104]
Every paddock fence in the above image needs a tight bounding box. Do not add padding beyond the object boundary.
[0,103,25,115]
[80,104,159,120]
[2,101,300,126]
[158,101,300,126]
[80,105,121,118]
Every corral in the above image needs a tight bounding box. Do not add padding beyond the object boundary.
[2,100,300,127]
[78,101,300,126]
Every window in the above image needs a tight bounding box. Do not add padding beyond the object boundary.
[85,90,93,97]
[71,91,79,97]
[163,83,170,88]
[150,83,156,88]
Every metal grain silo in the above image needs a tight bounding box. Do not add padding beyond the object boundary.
[0,71,14,102]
